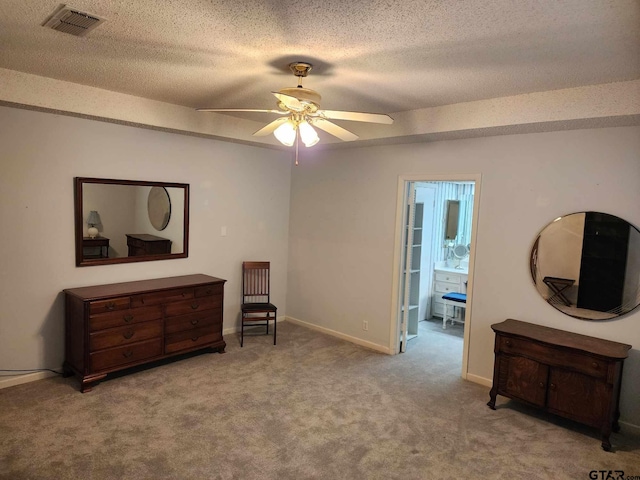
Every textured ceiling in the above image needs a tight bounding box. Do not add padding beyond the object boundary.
[0,0,639,144]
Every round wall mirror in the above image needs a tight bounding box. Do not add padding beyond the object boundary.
[147,186,171,231]
[530,212,640,320]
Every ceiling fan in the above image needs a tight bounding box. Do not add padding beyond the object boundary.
[197,62,393,163]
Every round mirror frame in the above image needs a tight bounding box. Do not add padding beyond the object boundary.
[530,211,640,320]
[148,186,171,231]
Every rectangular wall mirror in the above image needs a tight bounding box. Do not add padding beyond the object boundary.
[444,200,460,241]
[75,177,189,267]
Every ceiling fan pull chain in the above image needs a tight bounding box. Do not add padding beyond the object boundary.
[295,131,299,166]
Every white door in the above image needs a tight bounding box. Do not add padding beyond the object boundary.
[415,184,437,321]
[398,183,416,353]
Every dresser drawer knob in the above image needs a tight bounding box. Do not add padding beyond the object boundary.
[206,289,213,295]
[550,383,556,390]
[191,336,200,342]
[123,331,134,340]
[539,382,545,388]
[106,301,116,311]
[123,315,133,323]
[191,302,200,310]
[191,319,199,326]
[505,340,511,346]
[123,350,133,358]
[592,362,599,369]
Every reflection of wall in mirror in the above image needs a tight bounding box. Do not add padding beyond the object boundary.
[83,183,137,257]
[623,227,640,312]
[537,213,585,303]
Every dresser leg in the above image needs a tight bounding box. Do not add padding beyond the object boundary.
[601,436,612,452]
[487,389,497,410]
[62,363,74,378]
[80,374,107,393]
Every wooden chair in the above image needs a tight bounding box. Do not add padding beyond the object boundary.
[241,261,277,347]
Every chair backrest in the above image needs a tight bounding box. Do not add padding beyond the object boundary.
[242,261,271,304]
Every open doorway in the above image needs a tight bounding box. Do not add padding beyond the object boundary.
[391,174,481,379]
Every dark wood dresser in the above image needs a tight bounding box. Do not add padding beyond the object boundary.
[488,319,631,451]
[64,274,225,392]
[126,233,172,256]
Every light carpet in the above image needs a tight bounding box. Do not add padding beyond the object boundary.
[1,320,639,479]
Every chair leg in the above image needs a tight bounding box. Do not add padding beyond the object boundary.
[266,313,269,334]
[442,303,447,329]
[274,310,277,345]
[241,316,244,347]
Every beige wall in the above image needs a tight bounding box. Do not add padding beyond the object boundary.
[0,106,291,377]
[286,126,640,427]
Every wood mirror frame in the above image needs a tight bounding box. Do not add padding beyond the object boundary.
[74,177,189,267]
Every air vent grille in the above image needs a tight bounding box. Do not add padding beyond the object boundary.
[42,5,105,36]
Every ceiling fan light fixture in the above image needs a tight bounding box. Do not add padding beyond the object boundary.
[274,120,296,146]
[299,121,319,147]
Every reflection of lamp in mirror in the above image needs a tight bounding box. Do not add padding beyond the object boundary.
[87,210,100,238]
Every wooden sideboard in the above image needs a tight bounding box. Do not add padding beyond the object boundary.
[126,233,172,256]
[488,319,631,451]
[64,274,226,392]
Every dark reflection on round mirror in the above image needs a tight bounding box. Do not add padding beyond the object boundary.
[148,186,171,231]
[531,212,640,320]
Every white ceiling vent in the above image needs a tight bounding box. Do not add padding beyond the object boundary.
[42,4,105,37]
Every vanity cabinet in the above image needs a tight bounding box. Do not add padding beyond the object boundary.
[488,319,631,451]
[64,274,225,392]
[431,268,467,319]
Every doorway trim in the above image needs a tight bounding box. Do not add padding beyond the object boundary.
[389,173,482,380]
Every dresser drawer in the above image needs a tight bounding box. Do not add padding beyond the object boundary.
[89,296,131,315]
[131,288,194,308]
[435,282,462,294]
[435,272,462,284]
[89,320,163,351]
[165,309,222,335]
[90,338,162,371]
[499,335,608,380]
[195,284,223,297]
[89,305,162,332]
[164,295,223,318]
[165,325,221,354]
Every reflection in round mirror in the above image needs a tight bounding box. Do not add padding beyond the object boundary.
[530,212,640,320]
[453,244,469,259]
[148,187,171,231]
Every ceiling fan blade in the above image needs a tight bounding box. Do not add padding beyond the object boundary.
[316,110,394,124]
[312,118,359,142]
[196,108,287,114]
[253,117,290,136]
[272,92,303,111]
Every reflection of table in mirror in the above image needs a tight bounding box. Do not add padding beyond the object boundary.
[82,237,109,259]
[126,234,171,256]
[542,276,574,306]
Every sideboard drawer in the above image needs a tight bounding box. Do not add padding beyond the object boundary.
[89,320,163,351]
[500,335,608,380]
[89,305,163,332]
[89,296,131,315]
[90,338,163,372]
[165,325,221,354]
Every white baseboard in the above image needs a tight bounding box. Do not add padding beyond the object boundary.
[0,371,58,390]
[285,316,392,354]
[466,373,492,388]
